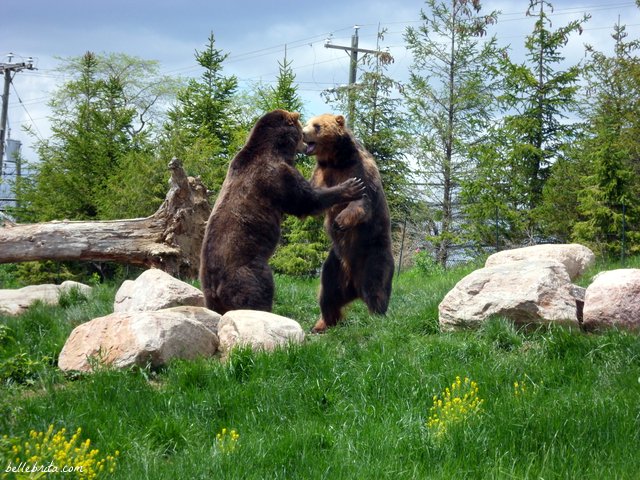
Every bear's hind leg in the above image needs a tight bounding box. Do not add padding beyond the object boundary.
[313,249,356,333]
[360,252,394,315]
[218,261,275,313]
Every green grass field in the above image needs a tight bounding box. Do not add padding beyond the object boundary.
[1,258,639,479]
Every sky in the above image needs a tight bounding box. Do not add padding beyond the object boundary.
[2,0,640,165]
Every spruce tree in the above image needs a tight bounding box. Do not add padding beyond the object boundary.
[161,32,240,193]
[405,0,501,265]
[572,22,640,257]
[17,52,169,222]
[464,0,588,247]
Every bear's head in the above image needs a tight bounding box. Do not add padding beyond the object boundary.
[249,109,306,160]
[302,114,348,161]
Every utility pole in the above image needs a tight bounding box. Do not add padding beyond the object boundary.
[0,53,35,177]
[325,26,392,128]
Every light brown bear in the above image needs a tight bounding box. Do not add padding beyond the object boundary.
[200,109,364,315]
[303,113,394,333]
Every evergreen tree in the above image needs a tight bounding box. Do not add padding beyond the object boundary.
[161,32,241,193]
[405,0,501,266]
[256,56,305,115]
[17,52,171,221]
[571,22,640,257]
[465,0,588,247]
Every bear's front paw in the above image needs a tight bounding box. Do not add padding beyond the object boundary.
[341,177,366,200]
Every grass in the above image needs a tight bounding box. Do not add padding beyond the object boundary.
[1,258,640,479]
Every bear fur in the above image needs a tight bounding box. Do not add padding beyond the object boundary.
[303,113,394,333]
[200,109,364,315]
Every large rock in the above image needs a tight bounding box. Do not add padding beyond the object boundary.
[582,269,640,331]
[58,306,220,372]
[0,281,92,316]
[218,310,305,353]
[114,268,204,312]
[485,243,595,280]
[439,260,578,331]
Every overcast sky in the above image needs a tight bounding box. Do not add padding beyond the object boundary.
[3,0,640,163]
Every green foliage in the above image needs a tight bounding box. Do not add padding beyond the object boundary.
[0,265,21,289]
[270,233,327,276]
[405,0,502,265]
[161,32,242,194]
[97,149,168,219]
[16,52,176,222]
[571,23,640,257]
[414,249,445,276]
[255,56,305,115]
[464,0,588,245]
[2,258,640,478]
[271,159,328,276]
[57,286,89,310]
[10,261,76,286]
[0,352,49,385]
[0,324,49,386]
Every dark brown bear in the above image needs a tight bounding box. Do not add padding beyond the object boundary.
[303,113,394,333]
[200,109,364,315]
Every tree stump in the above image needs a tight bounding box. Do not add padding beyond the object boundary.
[0,158,211,279]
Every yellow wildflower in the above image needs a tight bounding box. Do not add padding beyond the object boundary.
[427,376,483,438]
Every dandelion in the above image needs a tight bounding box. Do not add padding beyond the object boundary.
[426,376,483,438]
[215,428,240,455]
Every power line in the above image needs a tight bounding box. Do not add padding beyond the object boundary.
[10,82,44,141]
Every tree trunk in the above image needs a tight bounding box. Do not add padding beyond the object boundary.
[0,158,211,279]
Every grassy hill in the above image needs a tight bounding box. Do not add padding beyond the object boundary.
[1,257,639,479]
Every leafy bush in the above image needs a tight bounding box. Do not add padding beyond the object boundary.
[0,352,48,385]
[414,249,445,275]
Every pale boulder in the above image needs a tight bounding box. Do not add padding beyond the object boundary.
[218,310,305,353]
[582,269,640,331]
[58,306,220,372]
[0,281,92,316]
[114,268,204,312]
[485,243,595,280]
[439,260,578,331]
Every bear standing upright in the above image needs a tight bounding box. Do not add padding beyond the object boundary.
[200,109,365,315]
[303,113,394,333]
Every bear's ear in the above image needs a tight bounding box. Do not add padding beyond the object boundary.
[335,115,346,127]
[289,111,300,123]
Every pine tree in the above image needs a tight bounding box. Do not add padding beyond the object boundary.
[161,32,240,193]
[572,22,640,257]
[405,0,501,266]
[465,0,588,247]
[17,52,169,222]
[256,55,304,115]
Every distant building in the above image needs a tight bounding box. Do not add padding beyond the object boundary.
[0,138,22,212]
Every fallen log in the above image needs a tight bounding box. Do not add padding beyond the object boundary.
[0,158,211,279]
